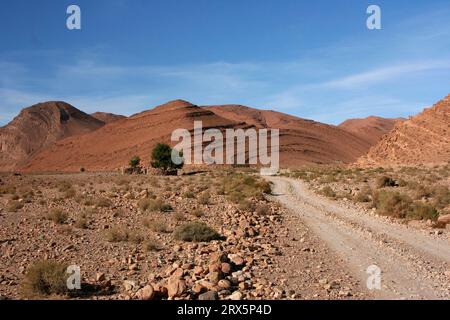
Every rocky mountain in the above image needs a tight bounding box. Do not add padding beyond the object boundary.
[21,100,247,172]
[358,94,450,166]
[339,116,404,145]
[0,101,105,171]
[204,104,372,167]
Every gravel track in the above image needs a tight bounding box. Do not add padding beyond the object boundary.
[267,177,450,300]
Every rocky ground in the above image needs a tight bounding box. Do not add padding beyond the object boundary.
[0,170,368,300]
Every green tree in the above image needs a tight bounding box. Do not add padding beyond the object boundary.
[129,156,141,168]
[151,143,183,173]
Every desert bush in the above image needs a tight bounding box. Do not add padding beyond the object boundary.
[431,186,450,209]
[143,238,162,252]
[46,209,68,224]
[143,218,169,233]
[256,204,270,215]
[139,199,172,212]
[23,261,68,296]
[95,197,112,208]
[239,199,255,212]
[74,211,89,229]
[409,203,439,221]
[104,227,129,242]
[319,186,336,199]
[174,222,220,242]
[129,156,141,168]
[376,176,397,188]
[128,231,145,244]
[222,174,271,202]
[354,186,372,203]
[64,188,76,199]
[174,211,185,221]
[191,209,204,218]
[373,190,411,218]
[412,185,433,200]
[182,191,195,199]
[198,192,211,205]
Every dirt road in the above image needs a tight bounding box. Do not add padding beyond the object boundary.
[267,176,450,300]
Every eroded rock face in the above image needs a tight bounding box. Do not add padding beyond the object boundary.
[359,94,450,166]
[0,101,104,171]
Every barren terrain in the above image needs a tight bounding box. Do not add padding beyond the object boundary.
[0,170,369,300]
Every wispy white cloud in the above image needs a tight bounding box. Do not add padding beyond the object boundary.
[320,61,450,89]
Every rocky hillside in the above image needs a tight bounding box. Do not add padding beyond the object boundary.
[339,116,404,145]
[21,100,247,172]
[358,94,450,166]
[205,104,372,167]
[0,101,105,171]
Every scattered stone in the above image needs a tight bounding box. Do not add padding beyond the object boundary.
[135,285,155,300]
[228,291,243,300]
[198,291,219,300]
[96,273,106,282]
[168,276,187,298]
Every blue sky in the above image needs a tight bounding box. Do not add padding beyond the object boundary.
[0,0,449,125]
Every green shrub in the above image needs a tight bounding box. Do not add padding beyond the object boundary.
[150,143,183,173]
[174,222,221,242]
[23,261,68,296]
[129,156,141,168]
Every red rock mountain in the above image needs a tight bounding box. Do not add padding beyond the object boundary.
[91,112,126,124]
[0,101,104,171]
[358,94,450,166]
[204,105,372,167]
[21,100,247,172]
[17,100,375,172]
[339,116,404,145]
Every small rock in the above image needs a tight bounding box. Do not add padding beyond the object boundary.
[228,291,243,300]
[135,285,155,300]
[123,280,136,291]
[96,273,106,282]
[167,276,187,298]
[221,263,231,274]
[198,291,218,300]
[218,279,231,290]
